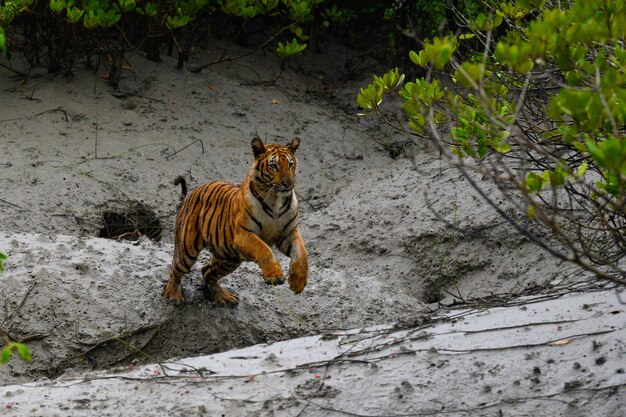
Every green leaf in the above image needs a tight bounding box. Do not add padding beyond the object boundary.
[276,38,307,61]
[166,15,190,30]
[453,62,484,88]
[459,33,475,40]
[477,139,488,158]
[49,0,66,14]
[67,7,85,24]
[0,346,12,364]
[474,13,485,29]
[493,142,511,153]
[596,171,621,196]
[412,35,458,70]
[550,163,569,187]
[373,68,405,93]
[572,141,587,152]
[356,83,383,110]
[119,0,136,13]
[409,50,424,67]
[498,2,529,20]
[83,10,98,28]
[16,343,31,361]
[139,2,158,17]
[525,172,545,192]
[471,12,503,31]
[586,139,626,171]
[400,78,444,105]
[291,25,303,38]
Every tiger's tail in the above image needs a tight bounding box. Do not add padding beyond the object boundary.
[174,175,188,208]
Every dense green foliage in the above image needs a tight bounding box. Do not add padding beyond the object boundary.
[0,1,486,85]
[0,0,327,85]
[359,0,626,283]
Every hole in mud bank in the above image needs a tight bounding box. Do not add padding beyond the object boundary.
[423,291,443,304]
[98,201,162,241]
[382,140,417,160]
[421,281,444,304]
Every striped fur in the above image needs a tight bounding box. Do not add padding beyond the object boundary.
[163,137,308,305]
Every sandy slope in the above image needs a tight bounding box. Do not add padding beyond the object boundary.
[0,38,599,399]
[0,231,426,384]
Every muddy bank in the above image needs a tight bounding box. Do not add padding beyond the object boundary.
[0,41,583,384]
[0,231,430,384]
[1,286,623,416]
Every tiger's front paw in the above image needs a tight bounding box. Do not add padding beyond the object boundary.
[288,262,307,294]
[262,259,285,286]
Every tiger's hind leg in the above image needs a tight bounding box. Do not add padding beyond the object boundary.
[202,257,241,306]
[164,239,201,303]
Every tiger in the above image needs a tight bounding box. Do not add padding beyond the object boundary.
[163,137,308,306]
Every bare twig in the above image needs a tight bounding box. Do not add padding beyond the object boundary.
[52,142,178,168]
[0,198,27,211]
[0,62,27,77]
[164,138,205,159]
[0,107,68,123]
[0,280,36,328]
[189,23,297,73]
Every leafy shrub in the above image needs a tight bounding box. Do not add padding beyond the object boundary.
[318,1,485,66]
[0,1,490,86]
[0,0,327,86]
[0,0,490,86]
[358,0,626,284]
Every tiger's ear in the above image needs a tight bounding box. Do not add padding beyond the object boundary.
[251,138,266,158]
[287,137,300,154]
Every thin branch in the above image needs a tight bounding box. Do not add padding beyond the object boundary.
[165,138,205,159]
[0,106,68,123]
[0,198,27,212]
[0,62,28,77]
[52,142,178,168]
[188,23,296,73]
[0,280,36,328]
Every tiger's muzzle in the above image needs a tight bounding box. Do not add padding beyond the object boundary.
[274,183,294,192]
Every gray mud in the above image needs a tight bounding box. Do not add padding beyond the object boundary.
[0,41,584,385]
[1,286,623,416]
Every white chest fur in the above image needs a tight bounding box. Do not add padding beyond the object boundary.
[244,189,298,244]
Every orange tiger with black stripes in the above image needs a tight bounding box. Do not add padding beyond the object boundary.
[163,137,308,306]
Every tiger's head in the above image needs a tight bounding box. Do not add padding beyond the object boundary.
[251,137,300,192]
